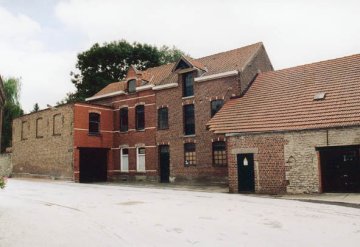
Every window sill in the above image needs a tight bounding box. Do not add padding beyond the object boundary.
[88,132,101,136]
[119,130,128,133]
[182,95,194,100]
[136,129,145,132]
[183,134,196,138]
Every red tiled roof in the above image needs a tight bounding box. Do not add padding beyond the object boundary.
[91,42,263,97]
[93,81,126,97]
[208,54,360,134]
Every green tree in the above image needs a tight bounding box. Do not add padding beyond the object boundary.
[64,40,185,102]
[31,103,39,113]
[1,77,23,152]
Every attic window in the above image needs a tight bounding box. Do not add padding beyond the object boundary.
[314,92,326,101]
[128,79,136,93]
[175,60,190,71]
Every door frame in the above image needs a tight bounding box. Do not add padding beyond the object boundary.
[237,153,255,193]
[159,145,170,183]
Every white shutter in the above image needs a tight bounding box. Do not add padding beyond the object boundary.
[121,149,129,172]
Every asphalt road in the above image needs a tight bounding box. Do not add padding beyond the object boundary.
[1,179,360,247]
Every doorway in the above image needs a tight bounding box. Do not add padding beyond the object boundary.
[79,148,108,183]
[319,145,360,192]
[159,145,170,183]
[237,153,255,192]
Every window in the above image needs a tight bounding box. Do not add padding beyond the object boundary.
[182,72,194,97]
[212,141,227,166]
[211,99,224,117]
[183,104,195,135]
[53,114,62,136]
[121,148,129,172]
[128,79,136,93]
[184,143,196,166]
[36,117,43,138]
[119,108,128,132]
[135,105,145,130]
[158,107,168,130]
[89,112,100,134]
[21,121,29,140]
[137,147,146,172]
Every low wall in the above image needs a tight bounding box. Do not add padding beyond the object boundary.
[0,153,12,177]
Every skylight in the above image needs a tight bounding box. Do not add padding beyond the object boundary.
[314,92,326,100]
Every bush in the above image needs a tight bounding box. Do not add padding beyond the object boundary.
[0,177,7,189]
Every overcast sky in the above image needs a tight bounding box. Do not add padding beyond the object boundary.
[0,0,359,112]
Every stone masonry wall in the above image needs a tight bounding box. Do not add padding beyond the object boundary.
[284,127,360,193]
[12,104,74,180]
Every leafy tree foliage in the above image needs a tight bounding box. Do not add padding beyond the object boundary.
[1,77,23,152]
[31,103,40,113]
[65,40,185,102]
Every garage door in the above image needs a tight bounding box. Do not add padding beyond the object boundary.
[319,145,360,192]
[79,148,108,183]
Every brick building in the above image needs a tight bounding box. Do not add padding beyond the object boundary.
[12,103,114,181]
[85,42,273,184]
[208,54,360,194]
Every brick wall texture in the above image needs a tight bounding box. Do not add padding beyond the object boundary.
[12,104,74,179]
[228,126,360,194]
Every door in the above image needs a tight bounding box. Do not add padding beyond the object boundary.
[237,153,255,192]
[320,146,360,192]
[79,148,108,183]
[159,145,170,183]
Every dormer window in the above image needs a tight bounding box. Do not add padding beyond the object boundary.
[182,72,194,97]
[128,79,136,93]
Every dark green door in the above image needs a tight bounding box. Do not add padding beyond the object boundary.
[237,153,255,192]
[159,145,170,183]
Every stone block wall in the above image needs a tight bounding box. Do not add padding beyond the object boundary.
[12,104,74,180]
[0,153,11,177]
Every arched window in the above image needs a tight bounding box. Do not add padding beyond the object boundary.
[128,79,136,93]
[119,108,128,132]
[89,112,100,134]
[158,107,168,130]
[135,105,145,130]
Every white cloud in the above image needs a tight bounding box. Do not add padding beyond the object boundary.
[0,6,76,112]
[1,0,360,112]
[55,0,360,69]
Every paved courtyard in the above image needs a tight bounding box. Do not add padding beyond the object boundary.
[1,179,360,247]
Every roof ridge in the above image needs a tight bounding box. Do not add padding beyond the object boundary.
[194,42,263,61]
[263,53,360,76]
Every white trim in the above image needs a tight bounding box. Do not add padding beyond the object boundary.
[85,91,126,101]
[111,94,155,103]
[75,104,113,111]
[152,83,178,91]
[136,84,154,92]
[194,70,238,82]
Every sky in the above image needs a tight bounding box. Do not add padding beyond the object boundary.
[0,0,359,112]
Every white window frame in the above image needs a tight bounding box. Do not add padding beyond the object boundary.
[136,147,146,172]
[120,148,129,172]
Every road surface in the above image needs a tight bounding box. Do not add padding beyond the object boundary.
[1,179,359,247]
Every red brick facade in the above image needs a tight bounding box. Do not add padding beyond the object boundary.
[227,134,288,194]
[73,103,114,182]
